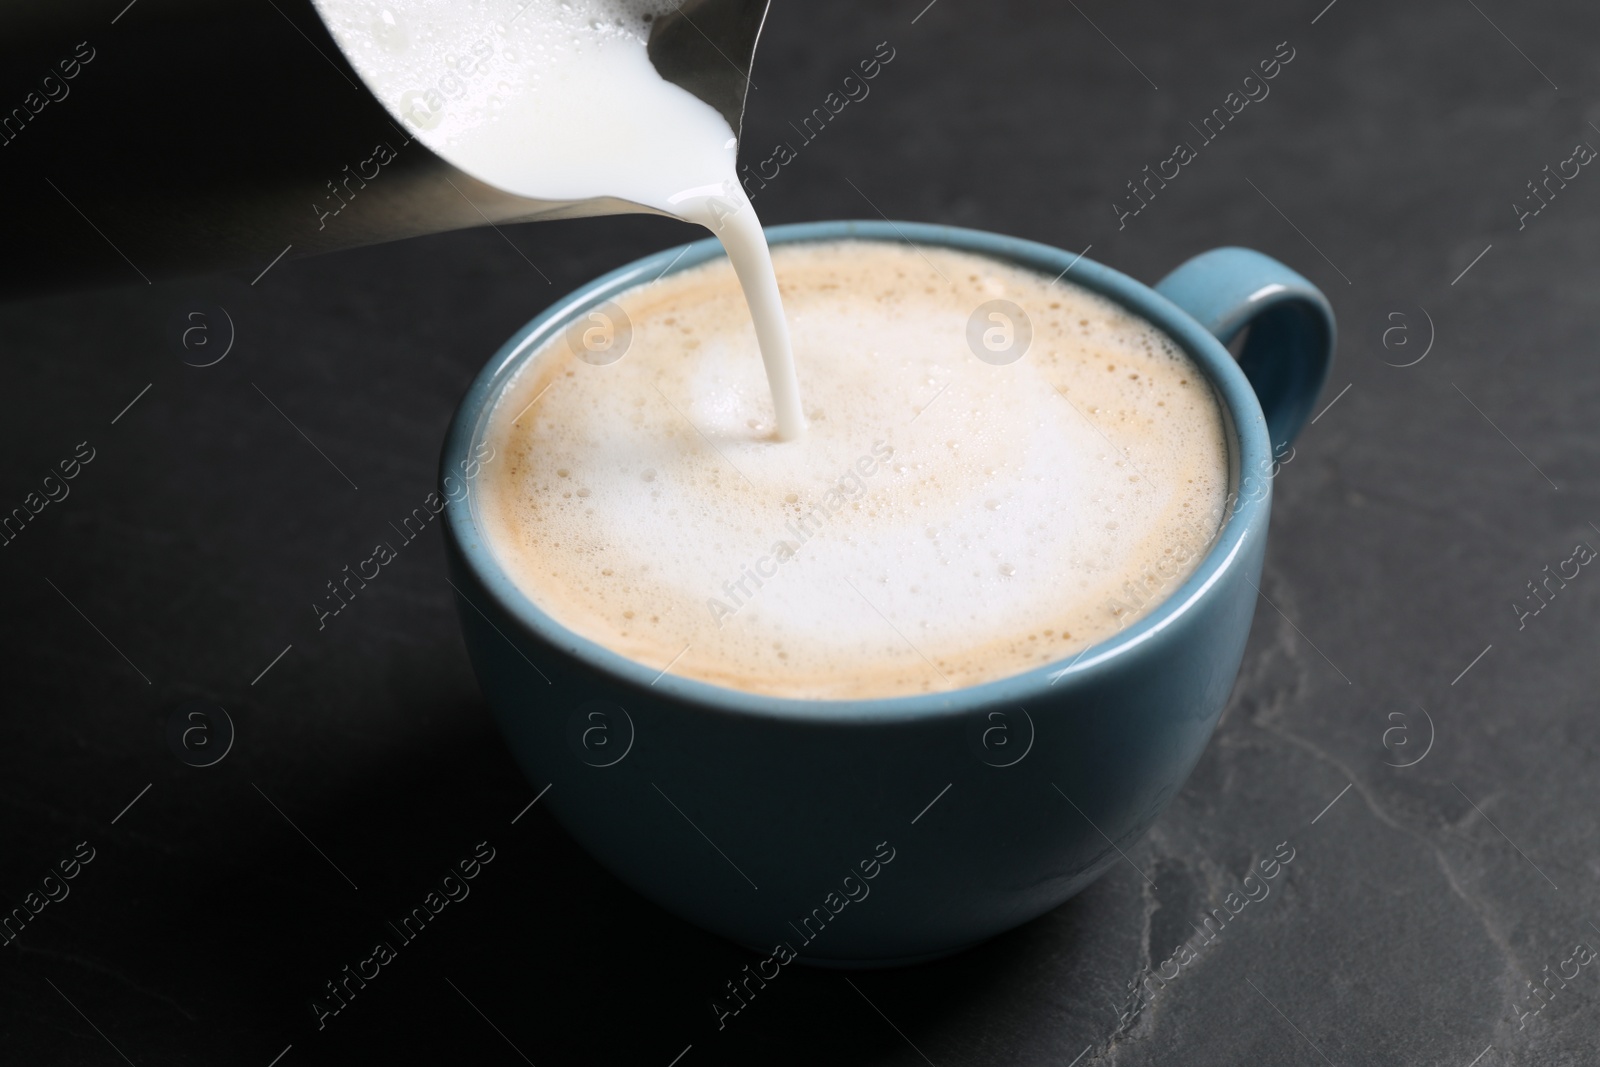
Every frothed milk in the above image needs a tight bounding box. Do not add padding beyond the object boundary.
[314,0,805,437]
[479,241,1231,699]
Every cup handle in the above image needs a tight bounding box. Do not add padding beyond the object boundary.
[1154,247,1336,451]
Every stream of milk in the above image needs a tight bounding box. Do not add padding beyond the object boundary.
[313,0,805,438]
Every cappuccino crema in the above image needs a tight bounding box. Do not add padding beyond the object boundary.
[478,240,1230,699]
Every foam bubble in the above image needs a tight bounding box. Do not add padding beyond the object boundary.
[480,241,1230,699]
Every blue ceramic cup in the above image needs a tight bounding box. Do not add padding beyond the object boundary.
[441,221,1333,966]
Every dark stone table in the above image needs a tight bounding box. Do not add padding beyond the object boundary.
[4,0,1598,1063]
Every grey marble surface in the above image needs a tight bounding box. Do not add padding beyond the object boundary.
[3,0,1599,1064]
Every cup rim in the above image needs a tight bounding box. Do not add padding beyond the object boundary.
[441,220,1271,725]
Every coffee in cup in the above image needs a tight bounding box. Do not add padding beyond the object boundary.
[475,239,1228,699]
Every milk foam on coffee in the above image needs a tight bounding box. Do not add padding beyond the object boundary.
[313,0,805,438]
[479,241,1231,700]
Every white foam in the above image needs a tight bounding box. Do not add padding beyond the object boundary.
[479,241,1231,699]
[313,0,804,438]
